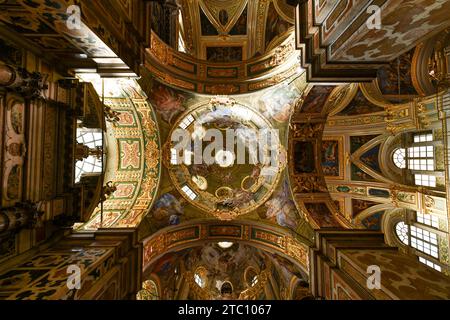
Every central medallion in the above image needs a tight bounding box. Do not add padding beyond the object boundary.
[164,97,286,220]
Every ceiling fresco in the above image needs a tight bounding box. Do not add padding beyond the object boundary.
[143,242,308,300]
[138,75,315,241]
[180,0,294,60]
[145,0,300,94]
[0,0,450,302]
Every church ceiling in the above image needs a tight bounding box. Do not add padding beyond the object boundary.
[295,0,450,81]
[142,219,311,267]
[0,0,139,77]
[137,75,317,240]
[144,0,300,94]
[179,0,294,60]
[143,241,307,300]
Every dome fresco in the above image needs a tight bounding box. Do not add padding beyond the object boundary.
[0,0,449,303]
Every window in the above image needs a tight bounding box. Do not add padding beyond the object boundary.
[194,273,205,288]
[416,212,439,229]
[393,148,406,169]
[410,225,439,258]
[75,129,103,183]
[194,267,207,288]
[75,156,103,183]
[414,174,436,187]
[407,146,434,171]
[181,185,197,200]
[251,275,259,287]
[395,215,442,272]
[77,131,103,148]
[413,133,433,143]
[418,257,442,272]
[395,222,409,245]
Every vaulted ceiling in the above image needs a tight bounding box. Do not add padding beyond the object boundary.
[178,0,295,61]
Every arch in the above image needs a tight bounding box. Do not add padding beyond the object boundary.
[382,208,408,249]
[392,148,406,169]
[395,221,409,245]
[244,266,260,288]
[76,78,162,230]
[354,203,395,228]
[142,220,311,276]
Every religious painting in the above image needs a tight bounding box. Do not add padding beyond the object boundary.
[206,46,243,62]
[337,90,384,116]
[230,6,248,35]
[265,2,292,48]
[260,180,301,231]
[257,83,302,123]
[147,81,187,124]
[148,193,185,230]
[377,48,418,102]
[361,211,384,230]
[293,141,315,174]
[351,199,379,217]
[301,86,335,113]
[360,145,381,173]
[321,138,342,178]
[304,202,340,227]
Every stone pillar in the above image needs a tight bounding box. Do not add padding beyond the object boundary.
[0,202,41,235]
[310,230,450,300]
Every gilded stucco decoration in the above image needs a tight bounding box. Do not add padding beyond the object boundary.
[75,78,161,229]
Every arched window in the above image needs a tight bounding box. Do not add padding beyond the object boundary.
[390,132,439,188]
[395,222,409,245]
[77,130,103,148]
[193,266,207,288]
[194,273,205,288]
[394,213,443,272]
[393,148,406,169]
[251,275,259,287]
[408,132,436,188]
[244,267,259,288]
